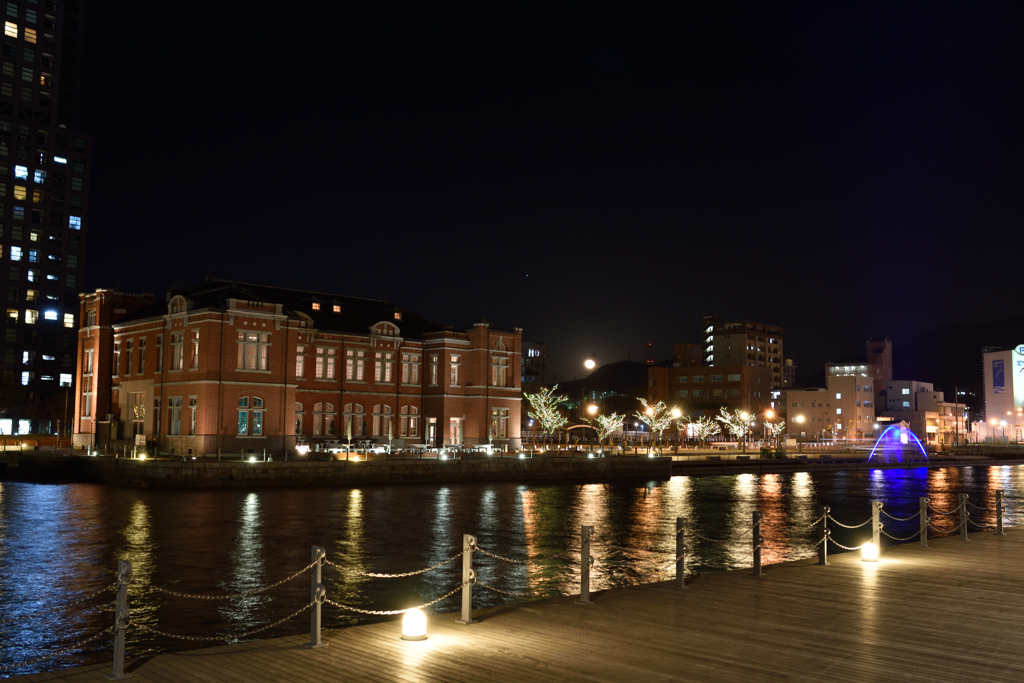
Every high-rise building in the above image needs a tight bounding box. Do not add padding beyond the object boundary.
[700,314,783,388]
[0,1,89,435]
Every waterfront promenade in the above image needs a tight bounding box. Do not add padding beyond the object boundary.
[17,528,1024,682]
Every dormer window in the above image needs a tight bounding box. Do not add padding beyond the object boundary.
[333,304,341,313]
[311,302,321,311]
[393,311,402,321]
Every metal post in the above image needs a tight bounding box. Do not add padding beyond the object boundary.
[919,497,929,548]
[752,511,763,576]
[455,534,477,624]
[960,493,969,541]
[871,501,881,554]
[580,525,594,603]
[106,560,132,680]
[307,546,326,648]
[675,517,686,589]
[997,490,1005,536]
[817,506,829,565]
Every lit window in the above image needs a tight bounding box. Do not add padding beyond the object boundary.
[27,249,37,262]
[23,27,33,43]
[29,230,39,242]
[53,155,66,164]
[43,309,56,320]
[45,273,56,281]
[332,304,340,313]
[4,21,15,38]
[59,373,71,387]
[14,164,26,179]
[9,245,21,260]
[33,169,44,183]
[68,215,81,229]
[5,308,15,321]
[26,289,37,301]
[63,312,73,328]
[27,269,38,282]
[902,388,910,395]
[394,311,402,321]
[836,408,842,415]
[835,393,842,400]
[13,184,25,200]
[20,371,29,385]
[311,302,320,311]
[23,308,36,323]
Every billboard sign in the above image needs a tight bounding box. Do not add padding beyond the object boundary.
[993,359,1005,394]
[1015,345,1024,407]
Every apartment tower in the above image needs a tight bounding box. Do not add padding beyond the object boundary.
[0,0,89,434]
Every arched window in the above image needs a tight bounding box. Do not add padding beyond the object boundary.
[295,402,304,435]
[400,405,419,437]
[343,403,364,437]
[313,402,336,436]
[372,404,393,437]
[238,396,265,435]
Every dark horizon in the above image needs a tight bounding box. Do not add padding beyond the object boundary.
[78,2,1024,383]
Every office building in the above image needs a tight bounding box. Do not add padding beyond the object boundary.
[701,314,783,387]
[0,0,89,435]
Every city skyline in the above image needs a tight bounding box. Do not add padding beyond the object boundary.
[78,3,1024,384]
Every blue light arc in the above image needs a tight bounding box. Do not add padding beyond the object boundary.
[867,424,929,464]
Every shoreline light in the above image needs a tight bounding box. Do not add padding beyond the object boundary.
[862,542,878,562]
[401,608,427,641]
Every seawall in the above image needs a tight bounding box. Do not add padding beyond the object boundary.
[0,452,672,488]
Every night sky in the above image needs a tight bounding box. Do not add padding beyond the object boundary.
[79,3,1023,383]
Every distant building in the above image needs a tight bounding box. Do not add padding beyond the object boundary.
[783,375,876,441]
[74,279,523,454]
[521,341,546,387]
[649,344,772,417]
[782,359,797,388]
[877,380,967,447]
[701,315,783,387]
[826,338,892,407]
[982,345,1024,442]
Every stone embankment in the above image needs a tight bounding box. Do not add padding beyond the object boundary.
[0,452,672,488]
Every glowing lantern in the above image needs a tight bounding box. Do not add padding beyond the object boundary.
[401,608,427,641]
[862,542,878,562]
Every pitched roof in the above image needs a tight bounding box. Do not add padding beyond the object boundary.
[120,277,450,339]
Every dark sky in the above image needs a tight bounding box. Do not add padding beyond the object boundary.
[79,3,1024,383]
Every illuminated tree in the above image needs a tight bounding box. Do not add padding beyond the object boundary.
[685,415,720,449]
[716,408,757,450]
[635,399,681,453]
[588,412,624,452]
[525,385,568,445]
[766,420,786,448]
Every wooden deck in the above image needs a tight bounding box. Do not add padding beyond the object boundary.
[18,529,1024,682]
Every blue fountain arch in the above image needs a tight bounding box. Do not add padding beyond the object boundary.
[867,424,929,464]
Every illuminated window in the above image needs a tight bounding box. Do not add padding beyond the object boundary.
[59,373,71,387]
[374,351,394,383]
[311,302,320,311]
[9,244,21,260]
[20,371,29,385]
[27,249,37,262]
[23,27,34,43]
[68,215,80,229]
[835,393,842,400]
[449,354,460,386]
[345,349,365,381]
[4,21,16,38]
[295,345,305,377]
[393,311,402,321]
[13,184,25,200]
[14,164,26,179]
[236,332,270,371]
[5,308,16,321]
[53,155,66,164]
[190,331,199,369]
[26,289,37,302]
[24,308,37,324]
[31,189,42,204]
[332,304,340,313]
[27,268,38,282]
[33,169,45,183]
[28,229,39,242]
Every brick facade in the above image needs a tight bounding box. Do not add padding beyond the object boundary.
[73,279,522,454]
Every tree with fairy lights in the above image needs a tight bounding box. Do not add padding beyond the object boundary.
[685,415,720,449]
[766,420,786,448]
[635,399,681,454]
[716,407,757,452]
[525,385,568,447]
[588,412,624,453]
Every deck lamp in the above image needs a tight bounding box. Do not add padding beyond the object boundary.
[402,608,427,641]
[861,542,878,562]
[249,456,257,463]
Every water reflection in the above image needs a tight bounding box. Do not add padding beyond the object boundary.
[4,466,1024,676]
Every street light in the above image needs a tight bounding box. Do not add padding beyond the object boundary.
[764,409,774,445]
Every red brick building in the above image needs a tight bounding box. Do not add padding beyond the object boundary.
[73,279,522,454]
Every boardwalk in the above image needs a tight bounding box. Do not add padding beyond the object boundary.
[18,529,1024,682]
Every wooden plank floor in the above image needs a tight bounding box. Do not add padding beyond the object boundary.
[17,529,1024,682]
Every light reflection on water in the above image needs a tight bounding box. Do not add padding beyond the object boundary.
[2,465,1024,676]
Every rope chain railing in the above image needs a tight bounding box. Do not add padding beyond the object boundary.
[3,490,1015,677]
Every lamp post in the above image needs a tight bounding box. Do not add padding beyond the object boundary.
[795,415,805,452]
[764,409,774,446]
[587,403,598,450]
